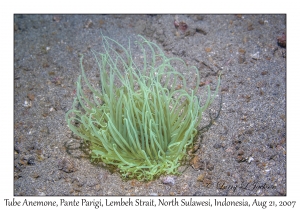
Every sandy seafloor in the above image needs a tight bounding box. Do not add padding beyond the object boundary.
[13,14,286,196]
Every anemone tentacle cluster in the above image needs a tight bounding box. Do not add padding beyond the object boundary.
[66,35,219,181]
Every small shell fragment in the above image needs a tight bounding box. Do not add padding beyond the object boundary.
[23,100,32,108]
[162,176,175,185]
[248,157,254,163]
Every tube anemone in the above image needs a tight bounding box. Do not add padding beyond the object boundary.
[66,35,219,181]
